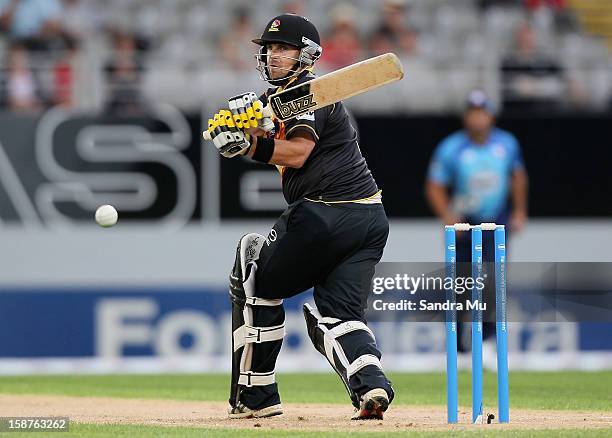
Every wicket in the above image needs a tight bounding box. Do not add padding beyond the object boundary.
[444,223,509,424]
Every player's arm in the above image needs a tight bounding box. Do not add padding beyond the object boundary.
[509,136,528,231]
[425,181,458,225]
[247,92,319,168]
[248,133,315,169]
[426,141,458,225]
[510,168,528,230]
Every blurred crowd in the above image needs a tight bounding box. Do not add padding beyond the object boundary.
[1,0,611,114]
[0,0,147,113]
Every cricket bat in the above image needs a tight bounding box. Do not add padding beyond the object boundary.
[204,53,404,143]
[268,52,404,122]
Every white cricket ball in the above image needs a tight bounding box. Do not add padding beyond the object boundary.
[95,204,118,228]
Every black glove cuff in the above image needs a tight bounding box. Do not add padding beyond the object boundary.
[252,136,275,163]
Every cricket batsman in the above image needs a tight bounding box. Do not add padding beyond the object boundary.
[203,14,394,420]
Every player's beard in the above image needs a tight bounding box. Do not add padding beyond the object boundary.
[269,60,304,84]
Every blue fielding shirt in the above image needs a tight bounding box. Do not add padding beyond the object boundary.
[427,128,524,222]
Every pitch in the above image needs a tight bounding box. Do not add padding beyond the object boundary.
[0,372,610,436]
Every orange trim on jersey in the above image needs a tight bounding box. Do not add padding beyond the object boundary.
[274,120,287,140]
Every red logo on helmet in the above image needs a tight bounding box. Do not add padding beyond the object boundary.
[268,19,281,32]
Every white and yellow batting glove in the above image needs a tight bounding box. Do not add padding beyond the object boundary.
[228,92,275,133]
[203,109,252,158]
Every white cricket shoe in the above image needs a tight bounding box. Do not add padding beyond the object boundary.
[351,388,389,420]
[228,402,283,419]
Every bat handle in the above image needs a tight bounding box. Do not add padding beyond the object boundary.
[261,118,275,132]
[260,105,275,132]
[262,105,274,118]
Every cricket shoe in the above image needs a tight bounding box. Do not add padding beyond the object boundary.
[228,402,283,419]
[351,388,389,420]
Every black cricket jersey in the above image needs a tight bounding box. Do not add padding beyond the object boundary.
[261,71,379,204]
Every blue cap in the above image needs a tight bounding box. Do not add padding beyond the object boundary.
[465,89,495,114]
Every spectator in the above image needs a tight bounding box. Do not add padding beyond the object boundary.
[105,31,144,113]
[477,0,522,8]
[351,9,443,113]
[370,31,394,57]
[49,0,98,108]
[525,0,566,11]
[398,28,420,58]
[52,36,76,107]
[369,0,413,55]
[500,22,565,113]
[320,3,362,70]
[282,0,305,16]
[525,0,577,33]
[219,8,255,71]
[1,42,43,111]
[60,0,101,43]
[0,0,63,50]
[398,30,446,112]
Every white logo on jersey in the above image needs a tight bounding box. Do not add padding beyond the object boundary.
[295,111,315,121]
[266,228,277,246]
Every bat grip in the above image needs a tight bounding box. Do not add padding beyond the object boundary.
[260,105,275,132]
[261,118,275,132]
[262,105,274,118]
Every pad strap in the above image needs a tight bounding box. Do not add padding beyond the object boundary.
[233,324,285,351]
[245,297,283,306]
[322,321,375,368]
[238,370,276,387]
[329,320,374,339]
[347,354,383,378]
[321,316,341,324]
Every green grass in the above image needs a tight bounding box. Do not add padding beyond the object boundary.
[0,372,611,411]
[7,424,612,438]
[1,373,610,436]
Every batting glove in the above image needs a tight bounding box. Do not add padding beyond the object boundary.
[203,109,252,158]
[228,92,275,133]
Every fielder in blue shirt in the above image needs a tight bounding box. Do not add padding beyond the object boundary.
[426,90,529,351]
[426,90,528,239]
